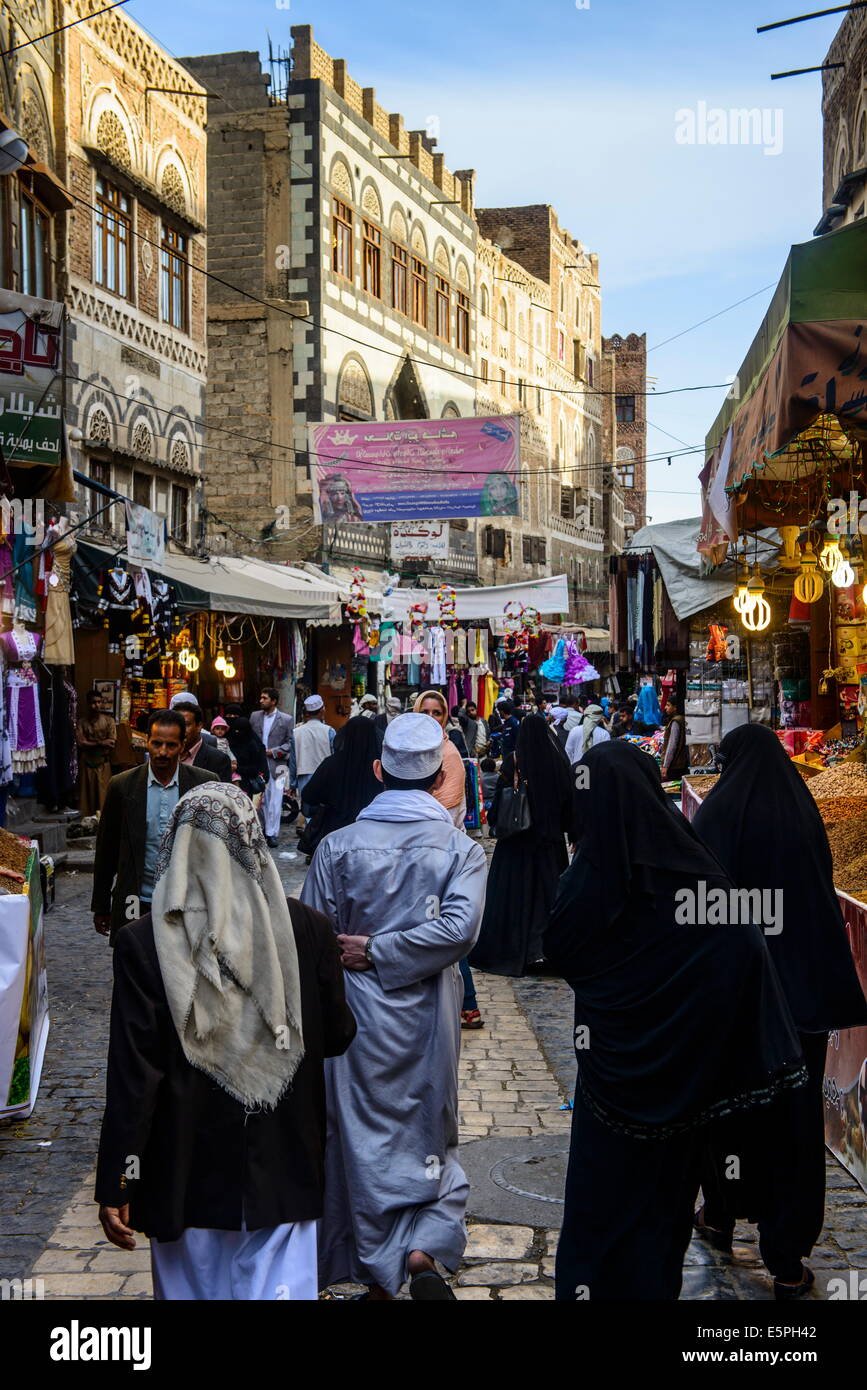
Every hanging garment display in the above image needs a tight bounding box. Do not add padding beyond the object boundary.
[97,567,147,654]
[2,627,46,774]
[0,538,13,617]
[35,668,78,808]
[0,650,12,786]
[429,626,447,685]
[43,527,77,666]
[13,533,37,624]
[539,638,567,682]
[563,636,601,687]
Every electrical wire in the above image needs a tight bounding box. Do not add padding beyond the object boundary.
[68,187,735,402]
[0,1,131,57]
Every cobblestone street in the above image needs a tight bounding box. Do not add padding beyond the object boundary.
[2,846,866,1301]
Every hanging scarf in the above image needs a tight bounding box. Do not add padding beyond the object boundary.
[151,783,304,1110]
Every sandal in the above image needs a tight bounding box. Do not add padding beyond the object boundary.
[693,1205,733,1254]
[461,1009,484,1029]
[409,1269,456,1300]
[773,1266,814,1301]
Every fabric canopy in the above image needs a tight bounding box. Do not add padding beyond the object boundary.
[75,542,343,619]
[383,573,570,623]
[700,217,867,558]
[627,519,780,622]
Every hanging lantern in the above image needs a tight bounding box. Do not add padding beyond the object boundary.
[741,566,771,632]
[778,525,802,571]
[832,544,855,589]
[819,534,842,572]
[794,542,824,604]
[223,661,236,679]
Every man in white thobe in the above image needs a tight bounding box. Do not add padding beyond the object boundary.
[293,693,335,817]
[301,713,486,1299]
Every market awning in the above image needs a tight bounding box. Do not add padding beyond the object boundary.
[701,218,867,543]
[74,542,343,620]
[384,574,570,624]
[628,519,780,622]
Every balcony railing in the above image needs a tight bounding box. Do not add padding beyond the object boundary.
[547,514,605,546]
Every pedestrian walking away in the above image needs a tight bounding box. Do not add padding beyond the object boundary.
[293,693,336,817]
[543,740,806,1302]
[91,710,217,943]
[692,723,867,1297]
[301,712,487,1299]
[470,713,575,977]
[94,782,356,1300]
[251,687,296,847]
[297,715,382,859]
[565,703,610,765]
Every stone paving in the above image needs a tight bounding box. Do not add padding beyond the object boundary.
[2,840,866,1301]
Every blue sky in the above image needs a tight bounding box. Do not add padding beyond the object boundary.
[133,0,845,522]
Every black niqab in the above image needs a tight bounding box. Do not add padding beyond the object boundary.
[513,713,575,841]
[304,715,381,827]
[694,723,867,1033]
[544,740,805,1137]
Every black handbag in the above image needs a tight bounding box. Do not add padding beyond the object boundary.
[493,775,532,839]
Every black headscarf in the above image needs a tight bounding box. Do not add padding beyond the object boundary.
[694,723,867,1033]
[304,715,381,826]
[225,714,269,784]
[510,713,575,842]
[544,740,805,1138]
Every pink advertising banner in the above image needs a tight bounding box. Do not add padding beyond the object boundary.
[308,415,520,524]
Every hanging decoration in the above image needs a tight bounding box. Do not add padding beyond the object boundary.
[740,569,771,633]
[408,601,428,646]
[345,567,368,622]
[794,541,824,604]
[437,583,458,629]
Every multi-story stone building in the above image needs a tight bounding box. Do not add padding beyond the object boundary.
[475,204,607,625]
[815,5,867,235]
[59,0,208,554]
[187,27,478,584]
[600,331,647,545]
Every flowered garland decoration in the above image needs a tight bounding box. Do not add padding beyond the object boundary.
[437,583,458,629]
[344,567,367,622]
[409,601,428,645]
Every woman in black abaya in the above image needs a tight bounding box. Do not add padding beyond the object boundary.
[692,723,867,1296]
[297,715,382,856]
[470,714,575,976]
[543,740,806,1302]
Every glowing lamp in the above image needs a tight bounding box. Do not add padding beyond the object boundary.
[223,661,236,679]
[819,534,842,572]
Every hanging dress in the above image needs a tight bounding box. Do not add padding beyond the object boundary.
[43,530,77,666]
[3,628,46,773]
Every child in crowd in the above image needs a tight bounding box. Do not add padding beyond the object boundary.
[480,756,499,813]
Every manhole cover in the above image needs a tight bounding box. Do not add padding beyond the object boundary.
[461,1135,570,1226]
[490,1151,566,1204]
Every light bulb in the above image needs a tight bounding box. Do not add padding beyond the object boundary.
[215,652,226,672]
[742,596,771,632]
[832,560,855,589]
[223,662,236,679]
[820,536,842,572]
[186,653,200,672]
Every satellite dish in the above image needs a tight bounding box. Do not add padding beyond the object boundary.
[0,129,29,177]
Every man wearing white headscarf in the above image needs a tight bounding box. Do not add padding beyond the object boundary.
[301,713,486,1300]
[293,694,335,816]
[94,783,356,1300]
[565,703,610,765]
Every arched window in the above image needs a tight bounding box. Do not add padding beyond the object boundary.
[480,283,489,317]
[587,307,594,341]
[498,298,508,330]
[575,295,581,328]
[574,427,581,466]
[858,110,867,163]
[559,282,565,314]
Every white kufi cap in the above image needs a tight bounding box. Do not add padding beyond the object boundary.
[304,694,324,712]
[381,713,444,780]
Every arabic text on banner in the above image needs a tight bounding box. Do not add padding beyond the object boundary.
[309,415,521,524]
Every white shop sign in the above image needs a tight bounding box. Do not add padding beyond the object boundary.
[390,520,450,561]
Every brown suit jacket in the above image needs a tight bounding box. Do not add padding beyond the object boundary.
[91,762,217,943]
